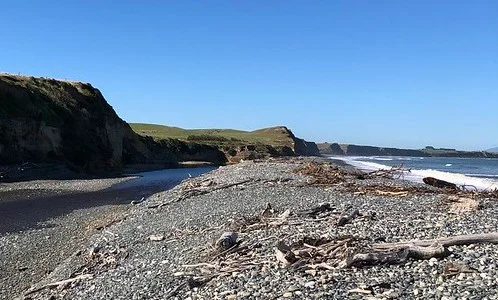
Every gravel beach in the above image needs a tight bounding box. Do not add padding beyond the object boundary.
[4,157,498,299]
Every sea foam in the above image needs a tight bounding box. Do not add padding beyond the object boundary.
[330,156,498,191]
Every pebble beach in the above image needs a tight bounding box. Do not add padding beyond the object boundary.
[2,157,498,299]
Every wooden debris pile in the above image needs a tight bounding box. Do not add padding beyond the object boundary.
[227,204,292,232]
[294,162,352,185]
[294,161,498,201]
[166,201,498,297]
[274,236,358,272]
[361,165,412,180]
[74,243,129,276]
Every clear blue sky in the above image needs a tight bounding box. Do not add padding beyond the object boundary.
[2,1,497,150]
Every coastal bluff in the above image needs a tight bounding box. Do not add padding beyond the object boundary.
[129,124,320,164]
[318,142,498,158]
[0,74,319,175]
[0,74,150,173]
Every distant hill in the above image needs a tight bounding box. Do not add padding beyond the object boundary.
[130,123,320,161]
[318,142,498,158]
[486,147,498,153]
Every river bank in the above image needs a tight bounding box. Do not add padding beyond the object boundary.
[0,166,214,300]
[9,157,498,299]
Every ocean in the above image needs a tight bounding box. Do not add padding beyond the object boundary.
[329,156,498,191]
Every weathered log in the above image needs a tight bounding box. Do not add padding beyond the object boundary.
[423,177,458,190]
[337,208,360,226]
[297,203,333,218]
[347,232,498,268]
[347,243,447,267]
[275,241,298,266]
[24,274,93,295]
[373,232,498,250]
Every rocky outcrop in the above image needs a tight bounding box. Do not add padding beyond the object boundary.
[221,144,295,163]
[140,136,227,165]
[256,126,320,156]
[344,145,428,157]
[0,74,150,173]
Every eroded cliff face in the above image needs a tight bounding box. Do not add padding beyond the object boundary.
[139,136,227,165]
[221,144,295,163]
[0,74,320,174]
[0,75,150,172]
[255,126,320,157]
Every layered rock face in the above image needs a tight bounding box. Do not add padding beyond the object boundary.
[0,75,150,172]
[139,136,228,165]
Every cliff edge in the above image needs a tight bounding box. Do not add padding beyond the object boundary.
[0,74,150,173]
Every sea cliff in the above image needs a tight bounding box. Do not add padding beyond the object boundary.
[318,142,498,158]
[0,74,319,177]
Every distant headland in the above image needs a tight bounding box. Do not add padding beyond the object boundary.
[317,143,498,158]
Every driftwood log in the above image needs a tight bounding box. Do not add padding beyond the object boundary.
[297,203,333,218]
[348,232,498,268]
[423,177,458,190]
[347,243,446,267]
[373,232,498,250]
[24,274,93,295]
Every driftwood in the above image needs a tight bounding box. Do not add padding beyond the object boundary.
[149,179,256,208]
[294,162,350,185]
[337,208,360,226]
[296,203,334,218]
[347,243,446,267]
[373,232,498,250]
[348,232,498,268]
[275,241,298,266]
[443,262,476,277]
[179,179,253,201]
[24,274,93,295]
[365,165,411,179]
[423,177,458,190]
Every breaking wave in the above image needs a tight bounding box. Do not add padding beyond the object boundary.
[329,156,498,191]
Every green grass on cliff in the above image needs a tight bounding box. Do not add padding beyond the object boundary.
[130,123,294,147]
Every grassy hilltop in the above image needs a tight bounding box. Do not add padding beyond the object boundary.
[130,123,296,148]
[130,123,320,162]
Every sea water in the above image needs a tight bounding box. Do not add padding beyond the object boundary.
[329,156,498,191]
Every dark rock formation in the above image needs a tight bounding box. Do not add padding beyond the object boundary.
[344,145,428,157]
[318,143,345,155]
[0,74,150,173]
[221,144,295,163]
[140,136,227,165]
[268,126,319,156]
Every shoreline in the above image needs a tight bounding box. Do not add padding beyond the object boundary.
[5,157,498,299]
[0,166,214,299]
[0,161,220,184]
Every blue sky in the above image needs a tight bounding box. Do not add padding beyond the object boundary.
[2,1,497,150]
